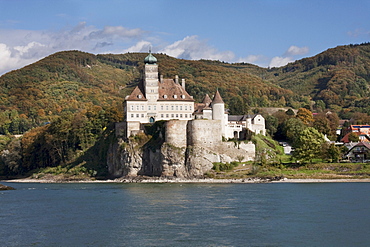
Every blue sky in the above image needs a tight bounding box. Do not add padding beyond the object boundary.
[0,0,369,75]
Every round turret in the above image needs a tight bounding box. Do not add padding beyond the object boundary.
[144,52,157,64]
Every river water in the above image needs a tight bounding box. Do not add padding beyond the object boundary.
[0,182,369,246]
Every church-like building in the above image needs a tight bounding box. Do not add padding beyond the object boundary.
[123,52,265,139]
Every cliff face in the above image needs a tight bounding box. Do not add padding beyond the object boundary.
[107,124,255,178]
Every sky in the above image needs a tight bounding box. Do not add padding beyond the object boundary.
[0,0,370,75]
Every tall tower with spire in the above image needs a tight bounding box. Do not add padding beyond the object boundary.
[144,51,159,104]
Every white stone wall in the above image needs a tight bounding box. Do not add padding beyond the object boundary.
[126,101,193,123]
[187,119,222,147]
[165,120,188,148]
[250,115,266,135]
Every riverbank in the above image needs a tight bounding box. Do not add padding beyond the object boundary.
[2,177,370,184]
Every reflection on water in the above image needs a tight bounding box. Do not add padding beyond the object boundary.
[0,182,369,246]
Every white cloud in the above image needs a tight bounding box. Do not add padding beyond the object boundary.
[269,56,294,68]
[268,45,309,68]
[0,22,147,75]
[347,28,370,38]
[120,40,152,53]
[88,25,145,40]
[0,22,310,74]
[284,45,309,56]
[159,35,235,61]
[237,54,267,65]
[0,43,38,74]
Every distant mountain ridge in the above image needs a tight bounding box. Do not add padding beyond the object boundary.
[1,42,370,126]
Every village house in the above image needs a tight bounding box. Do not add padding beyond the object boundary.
[341,125,370,143]
[345,142,370,162]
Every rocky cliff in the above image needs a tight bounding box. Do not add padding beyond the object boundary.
[107,121,255,178]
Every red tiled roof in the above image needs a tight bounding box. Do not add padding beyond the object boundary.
[125,79,194,102]
[125,83,147,101]
[157,79,194,101]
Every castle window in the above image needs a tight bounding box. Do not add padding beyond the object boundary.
[141,114,144,118]
[166,114,169,118]
[180,106,182,110]
[148,105,151,110]
[130,105,134,111]
[136,114,139,118]
[185,105,187,110]
[185,114,188,118]
[189,105,192,111]
[176,114,178,118]
[166,105,169,110]
[176,105,178,111]
[171,114,174,118]
[138,95,142,99]
[154,106,156,110]
[151,90,154,93]
[181,95,185,99]
[163,95,167,99]
[141,105,144,110]
[161,114,164,118]
[173,95,177,99]
[161,105,164,110]
[171,106,174,110]
[131,114,134,118]
[180,114,183,118]
[136,105,139,111]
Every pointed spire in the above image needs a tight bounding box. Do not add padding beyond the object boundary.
[212,89,224,104]
[202,94,212,106]
[144,47,157,64]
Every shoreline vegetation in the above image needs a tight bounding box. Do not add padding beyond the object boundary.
[2,177,370,184]
[2,161,369,185]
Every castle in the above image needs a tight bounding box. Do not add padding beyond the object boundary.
[123,52,265,141]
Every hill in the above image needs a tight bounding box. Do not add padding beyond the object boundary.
[264,43,370,114]
[1,43,370,135]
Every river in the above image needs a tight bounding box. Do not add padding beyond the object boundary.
[1,182,369,246]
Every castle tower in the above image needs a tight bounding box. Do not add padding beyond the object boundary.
[144,51,159,101]
[211,89,226,136]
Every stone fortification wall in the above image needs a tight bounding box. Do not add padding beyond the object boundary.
[108,119,255,178]
[187,119,222,147]
[165,120,188,148]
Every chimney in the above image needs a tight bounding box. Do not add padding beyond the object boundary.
[181,79,185,90]
[175,75,179,84]
[160,75,163,83]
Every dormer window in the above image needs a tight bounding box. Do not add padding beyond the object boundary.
[163,95,167,99]
[138,95,142,99]
[181,95,185,99]
[173,95,177,99]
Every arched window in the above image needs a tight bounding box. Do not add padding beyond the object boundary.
[149,117,155,123]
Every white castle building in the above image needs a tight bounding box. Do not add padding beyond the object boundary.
[124,52,265,139]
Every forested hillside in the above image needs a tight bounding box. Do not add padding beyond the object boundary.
[1,43,370,177]
[2,43,370,135]
[264,43,370,115]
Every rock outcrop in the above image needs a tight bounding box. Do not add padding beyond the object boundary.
[107,121,255,179]
[0,184,15,190]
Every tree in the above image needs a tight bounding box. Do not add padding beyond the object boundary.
[265,115,278,136]
[313,113,331,136]
[296,108,314,126]
[322,143,341,163]
[293,127,326,163]
[348,132,359,142]
[228,95,246,115]
[283,118,307,145]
